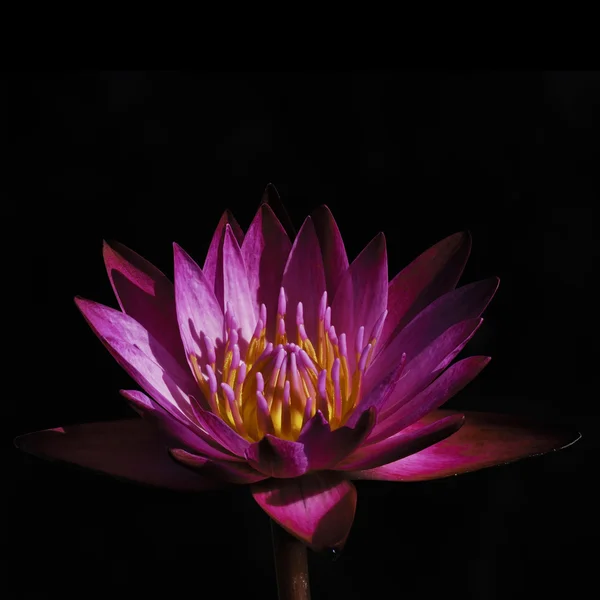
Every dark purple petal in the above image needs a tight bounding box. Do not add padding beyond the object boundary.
[103,240,186,368]
[173,243,225,366]
[245,435,309,478]
[282,217,326,343]
[15,419,220,491]
[332,233,388,371]
[251,472,357,551]
[241,203,292,339]
[261,182,296,240]
[348,410,581,481]
[121,390,240,462]
[365,278,498,395]
[298,409,375,470]
[169,448,266,484]
[311,205,349,298]
[203,210,244,291]
[337,413,465,471]
[378,232,471,354]
[367,356,490,443]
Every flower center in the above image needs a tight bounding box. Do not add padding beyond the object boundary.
[190,288,385,442]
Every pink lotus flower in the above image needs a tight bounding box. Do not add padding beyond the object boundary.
[18,185,579,551]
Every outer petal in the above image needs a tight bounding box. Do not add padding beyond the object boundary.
[359,318,483,420]
[103,240,186,368]
[337,413,465,471]
[75,297,196,392]
[245,435,309,478]
[169,448,266,484]
[367,356,490,443]
[241,204,292,339]
[121,390,240,462]
[251,472,357,551]
[15,419,220,491]
[365,277,498,395]
[222,225,257,342]
[297,408,375,470]
[378,232,471,354]
[348,410,581,481]
[191,405,250,458]
[203,210,244,290]
[173,243,225,366]
[281,217,326,343]
[331,233,388,371]
[261,182,296,240]
[311,205,349,298]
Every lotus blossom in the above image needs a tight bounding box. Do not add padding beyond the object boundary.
[18,185,579,551]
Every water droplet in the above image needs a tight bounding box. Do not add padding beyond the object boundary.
[328,547,342,562]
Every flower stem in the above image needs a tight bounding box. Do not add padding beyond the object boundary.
[270,520,311,600]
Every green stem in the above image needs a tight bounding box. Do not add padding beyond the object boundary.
[270,520,311,600]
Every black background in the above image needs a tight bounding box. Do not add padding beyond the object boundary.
[9,71,598,599]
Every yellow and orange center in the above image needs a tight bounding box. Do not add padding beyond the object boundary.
[190,288,386,442]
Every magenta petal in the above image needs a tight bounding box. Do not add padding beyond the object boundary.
[375,318,483,416]
[378,232,471,354]
[368,356,490,443]
[120,390,240,462]
[245,435,309,478]
[337,413,465,471]
[282,217,327,342]
[261,182,296,240]
[348,410,581,481]
[173,243,225,365]
[251,472,357,551]
[103,338,199,424]
[332,233,388,370]
[366,277,498,394]
[298,409,375,470]
[241,204,292,339]
[222,225,257,341]
[75,298,195,388]
[169,448,266,484]
[203,210,244,290]
[311,205,349,298]
[16,419,220,491]
[191,405,250,458]
[103,240,186,368]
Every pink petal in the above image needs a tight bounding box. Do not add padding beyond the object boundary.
[348,410,581,481]
[261,182,296,240]
[367,356,490,443]
[332,233,388,371]
[103,240,186,368]
[173,243,225,366]
[241,203,292,339]
[103,338,199,424]
[251,472,357,551]
[245,435,309,478]
[203,210,244,290]
[375,318,483,417]
[191,404,250,458]
[311,205,349,298]
[365,277,498,395]
[297,409,375,470]
[378,231,471,354]
[15,419,220,491]
[221,225,257,341]
[121,390,240,462]
[337,413,465,471]
[169,448,266,484]
[75,298,195,390]
[281,217,326,343]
